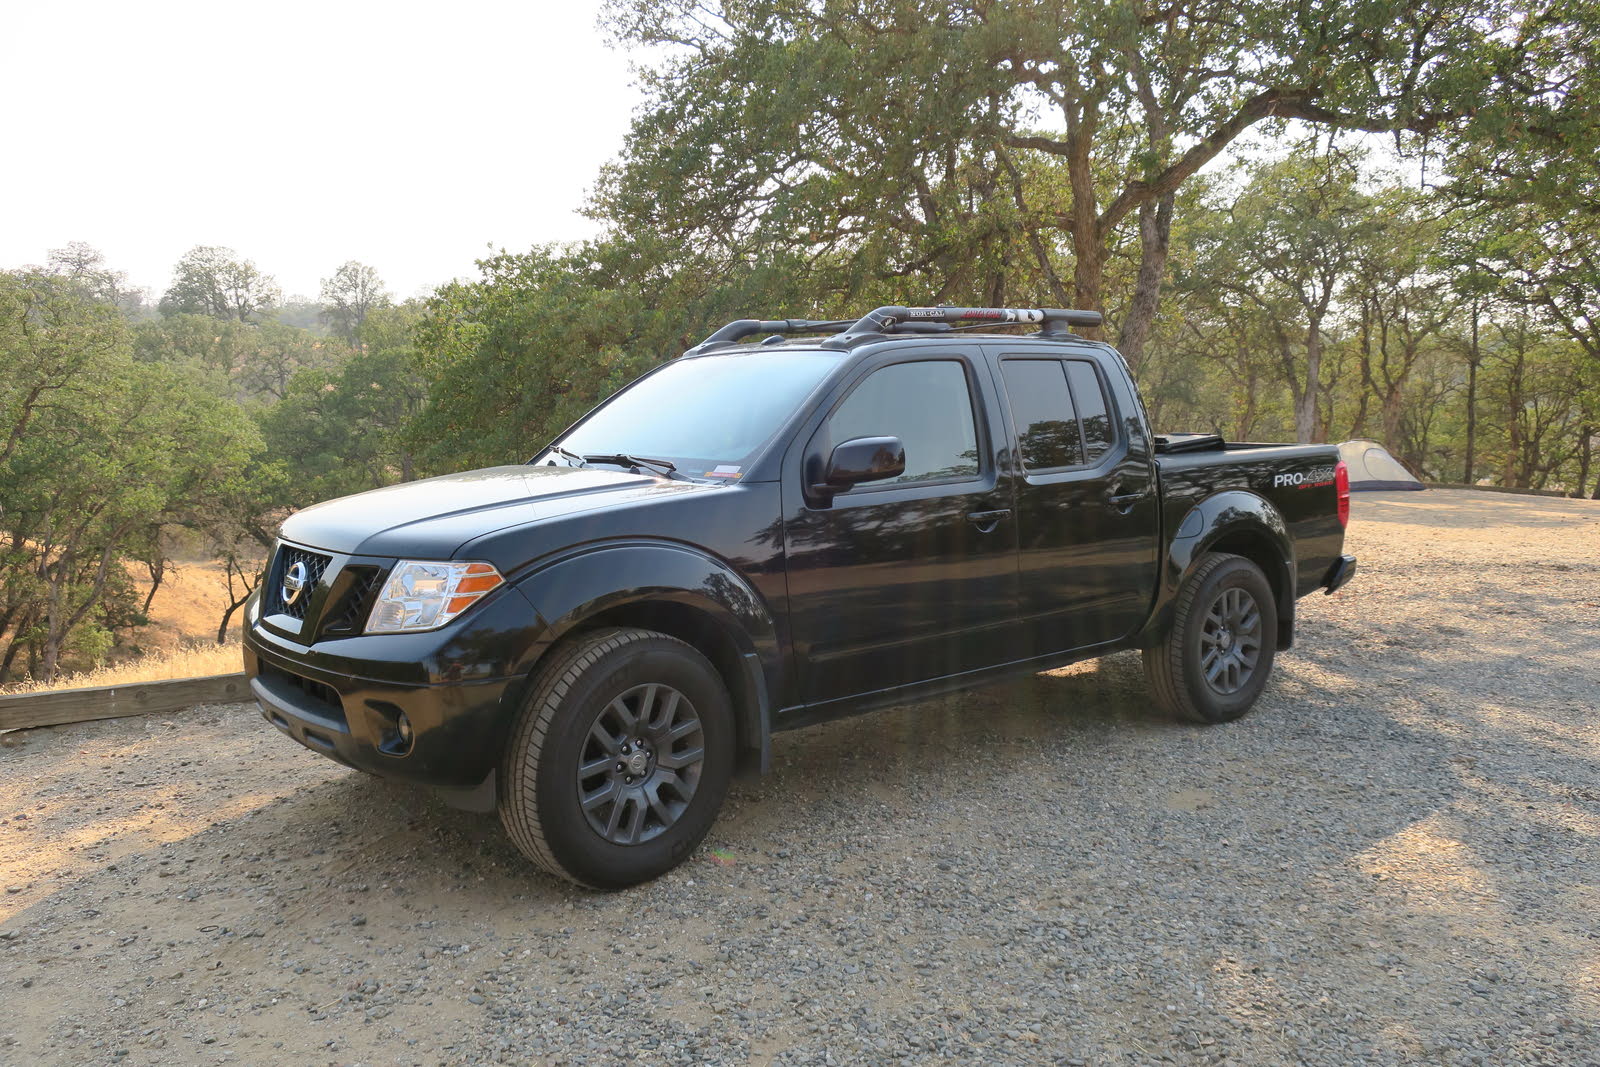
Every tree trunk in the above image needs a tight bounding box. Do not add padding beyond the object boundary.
[0,610,36,684]
[1234,366,1259,441]
[1380,387,1406,453]
[38,563,69,684]
[217,598,249,644]
[1295,321,1324,443]
[1116,193,1175,374]
[1063,119,1106,339]
[1575,426,1593,500]
[38,540,121,683]
[1464,299,1479,483]
[141,559,167,617]
[1351,298,1374,438]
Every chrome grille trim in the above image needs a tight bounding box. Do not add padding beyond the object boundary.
[264,544,334,621]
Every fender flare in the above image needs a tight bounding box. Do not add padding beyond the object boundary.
[507,540,780,773]
[1138,490,1298,649]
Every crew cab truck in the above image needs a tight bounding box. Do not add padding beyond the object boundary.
[243,305,1357,889]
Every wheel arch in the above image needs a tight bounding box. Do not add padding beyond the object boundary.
[1141,490,1297,651]
[507,541,779,777]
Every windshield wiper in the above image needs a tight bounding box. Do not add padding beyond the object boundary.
[582,453,687,480]
[547,445,587,467]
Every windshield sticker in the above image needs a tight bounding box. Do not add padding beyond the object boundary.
[705,465,742,479]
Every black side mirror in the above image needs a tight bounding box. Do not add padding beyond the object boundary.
[810,436,905,504]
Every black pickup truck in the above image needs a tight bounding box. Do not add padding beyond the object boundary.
[244,305,1355,888]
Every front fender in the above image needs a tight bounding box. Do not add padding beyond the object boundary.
[1138,490,1296,648]
[508,540,781,770]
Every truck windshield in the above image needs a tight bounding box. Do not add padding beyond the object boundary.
[546,350,844,480]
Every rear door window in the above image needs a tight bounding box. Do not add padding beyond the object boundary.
[1000,357,1118,471]
[1000,360,1082,471]
[1065,360,1115,463]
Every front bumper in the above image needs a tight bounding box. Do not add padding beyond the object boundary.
[246,643,510,789]
[242,581,550,792]
[1321,553,1357,594]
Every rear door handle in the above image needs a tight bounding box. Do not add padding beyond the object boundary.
[1104,485,1151,509]
[966,509,1011,532]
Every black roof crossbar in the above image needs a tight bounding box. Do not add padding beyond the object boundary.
[685,306,1104,354]
[837,306,1103,342]
[684,319,853,354]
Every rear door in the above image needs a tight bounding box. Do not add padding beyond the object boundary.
[983,346,1160,656]
[782,349,1019,705]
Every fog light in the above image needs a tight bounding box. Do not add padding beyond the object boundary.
[368,701,414,756]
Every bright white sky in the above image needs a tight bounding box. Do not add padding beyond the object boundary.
[0,0,641,300]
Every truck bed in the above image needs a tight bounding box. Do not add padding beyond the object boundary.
[1154,436,1346,603]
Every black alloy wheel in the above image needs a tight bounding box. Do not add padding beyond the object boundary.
[577,682,706,846]
[1143,552,1278,724]
[1198,586,1263,696]
[499,627,735,889]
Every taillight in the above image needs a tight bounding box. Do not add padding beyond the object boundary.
[1335,460,1351,528]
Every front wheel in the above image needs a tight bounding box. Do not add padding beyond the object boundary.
[499,627,735,889]
[1143,552,1278,724]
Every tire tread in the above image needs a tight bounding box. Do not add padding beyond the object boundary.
[1143,551,1245,724]
[499,627,694,887]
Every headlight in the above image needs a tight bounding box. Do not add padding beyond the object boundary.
[365,560,504,634]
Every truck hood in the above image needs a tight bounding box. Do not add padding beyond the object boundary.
[279,464,703,559]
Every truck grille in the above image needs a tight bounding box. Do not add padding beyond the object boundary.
[264,545,333,620]
[321,566,387,635]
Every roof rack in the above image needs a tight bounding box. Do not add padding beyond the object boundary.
[685,306,1104,354]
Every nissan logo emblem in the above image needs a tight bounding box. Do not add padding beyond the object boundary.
[281,561,310,606]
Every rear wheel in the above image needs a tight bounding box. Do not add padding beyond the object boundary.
[1143,552,1278,724]
[499,627,735,888]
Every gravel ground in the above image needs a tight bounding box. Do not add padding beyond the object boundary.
[3,488,1598,1067]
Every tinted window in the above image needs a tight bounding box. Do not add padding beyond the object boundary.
[1001,360,1083,471]
[1066,361,1114,462]
[829,360,979,485]
[555,350,844,477]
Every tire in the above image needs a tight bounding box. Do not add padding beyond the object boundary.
[498,627,735,889]
[1143,552,1278,724]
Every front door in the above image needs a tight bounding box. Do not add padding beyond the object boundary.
[783,352,1019,706]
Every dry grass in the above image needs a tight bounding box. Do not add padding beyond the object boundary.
[129,558,251,655]
[0,558,250,696]
[0,641,243,696]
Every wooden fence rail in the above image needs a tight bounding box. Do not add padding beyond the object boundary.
[0,673,249,732]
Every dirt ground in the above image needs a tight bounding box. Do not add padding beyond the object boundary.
[2,489,1598,1066]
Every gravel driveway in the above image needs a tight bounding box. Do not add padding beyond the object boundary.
[3,488,1598,1067]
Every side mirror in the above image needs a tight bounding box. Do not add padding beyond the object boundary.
[811,436,905,503]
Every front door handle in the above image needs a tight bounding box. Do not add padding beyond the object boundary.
[966,508,1011,533]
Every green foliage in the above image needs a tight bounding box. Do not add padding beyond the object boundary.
[407,241,827,470]
[159,245,281,323]
[595,0,1548,367]
[319,261,392,346]
[260,304,428,496]
[0,270,260,681]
